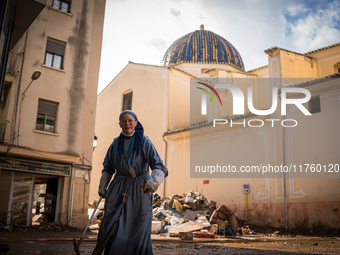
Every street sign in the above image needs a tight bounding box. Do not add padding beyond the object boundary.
[243,183,250,194]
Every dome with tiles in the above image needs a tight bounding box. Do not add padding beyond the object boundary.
[162,25,245,71]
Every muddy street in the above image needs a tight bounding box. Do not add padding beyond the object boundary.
[1,234,339,255]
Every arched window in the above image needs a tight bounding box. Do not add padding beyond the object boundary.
[122,91,133,111]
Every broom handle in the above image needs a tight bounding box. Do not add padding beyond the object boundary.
[78,196,102,244]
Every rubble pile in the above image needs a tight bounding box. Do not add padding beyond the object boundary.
[89,190,253,239]
[151,191,243,238]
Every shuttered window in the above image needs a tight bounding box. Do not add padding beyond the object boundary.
[36,99,59,133]
[44,38,65,69]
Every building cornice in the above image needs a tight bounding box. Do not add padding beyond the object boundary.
[163,112,255,136]
[305,42,340,55]
[265,46,314,60]
[278,73,340,91]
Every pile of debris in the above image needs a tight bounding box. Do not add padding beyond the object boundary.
[88,191,252,238]
[150,191,241,238]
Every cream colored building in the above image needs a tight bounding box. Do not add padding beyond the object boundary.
[0,0,106,228]
[92,25,340,230]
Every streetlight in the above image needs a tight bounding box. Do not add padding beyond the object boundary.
[22,70,41,99]
[16,70,42,145]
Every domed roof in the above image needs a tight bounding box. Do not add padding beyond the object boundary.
[162,25,245,71]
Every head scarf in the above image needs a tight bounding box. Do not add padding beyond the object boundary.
[117,110,144,161]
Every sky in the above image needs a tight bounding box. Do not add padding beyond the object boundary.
[97,0,340,93]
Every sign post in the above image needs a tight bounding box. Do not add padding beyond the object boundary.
[243,184,250,221]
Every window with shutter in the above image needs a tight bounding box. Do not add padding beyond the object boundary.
[36,99,59,133]
[44,38,66,69]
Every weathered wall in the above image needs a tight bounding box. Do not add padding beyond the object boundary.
[165,59,340,230]
[90,63,168,202]
[0,0,106,229]
[307,45,340,77]
[94,41,340,230]
[66,0,89,153]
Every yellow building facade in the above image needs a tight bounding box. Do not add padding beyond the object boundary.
[0,0,106,229]
[92,25,340,230]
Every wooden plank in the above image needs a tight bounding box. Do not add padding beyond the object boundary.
[168,220,206,234]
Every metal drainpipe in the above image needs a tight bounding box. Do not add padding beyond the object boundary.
[67,164,75,226]
[282,114,288,230]
[162,135,168,198]
[9,32,27,151]
[279,92,288,230]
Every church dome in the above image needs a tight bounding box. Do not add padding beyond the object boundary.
[162,25,245,71]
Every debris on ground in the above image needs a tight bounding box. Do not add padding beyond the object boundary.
[193,230,215,238]
[272,230,280,236]
[88,190,251,239]
[178,231,193,240]
[167,220,207,235]
[148,190,244,238]
[0,222,81,233]
[241,225,254,235]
